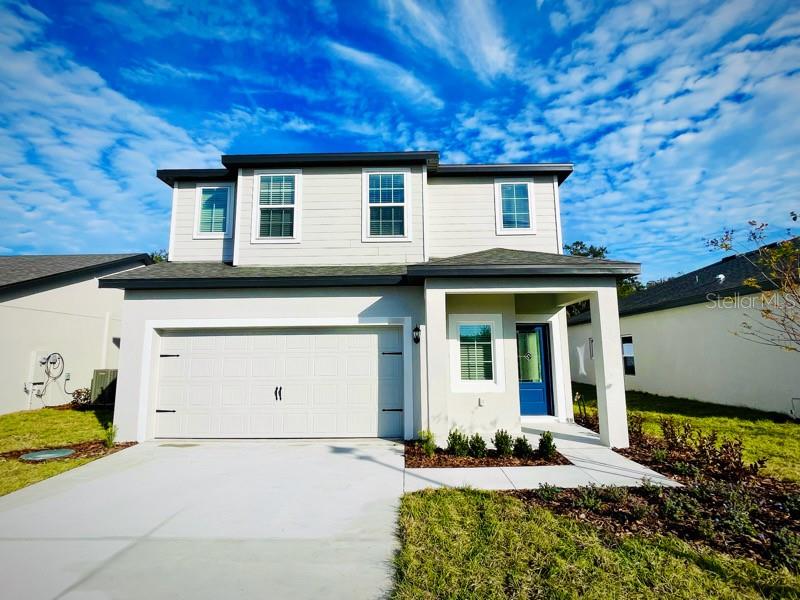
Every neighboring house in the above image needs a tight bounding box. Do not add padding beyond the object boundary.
[0,254,152,414]
[100,151,640,447]
[569,248,799,416]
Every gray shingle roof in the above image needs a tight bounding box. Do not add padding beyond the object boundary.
[0,254,151,293]
[569,247,780,324]
[100,248,640,289]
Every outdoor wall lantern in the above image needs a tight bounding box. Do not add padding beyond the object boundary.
[412,325,421,344]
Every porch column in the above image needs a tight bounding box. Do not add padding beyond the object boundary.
[589,286,629,448]
[423,283,449,441]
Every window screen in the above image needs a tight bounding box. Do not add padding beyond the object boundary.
[258,175,295,238]
[368,173,405,236]
[500,183,530,229]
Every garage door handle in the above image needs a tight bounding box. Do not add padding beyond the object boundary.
[156,409,176,413]
[278,387,282,401]
[274,387,278,401]
[382,408,403,412]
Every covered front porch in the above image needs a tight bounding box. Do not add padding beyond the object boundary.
[420,276,630,448]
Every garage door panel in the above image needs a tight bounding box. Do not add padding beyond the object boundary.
[155,327,403,439]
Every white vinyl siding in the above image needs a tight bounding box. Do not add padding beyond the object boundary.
[428,175,559,257]
[171,181,235,262]
[235,166,424,265]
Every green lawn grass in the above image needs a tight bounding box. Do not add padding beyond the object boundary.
[573,382,800,483]
[0,407,113,497]
[394,489,800,599]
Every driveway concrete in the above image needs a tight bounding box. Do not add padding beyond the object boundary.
[0,440,404,600]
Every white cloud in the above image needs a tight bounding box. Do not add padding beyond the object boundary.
[0,1,220,254]
[120,60,217,84]
[444,1,800,279]
[326,41,445,110]
[377,0,513,81]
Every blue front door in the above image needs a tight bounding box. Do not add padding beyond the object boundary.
[517,324,553,416]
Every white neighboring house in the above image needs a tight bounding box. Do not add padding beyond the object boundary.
[100,151,641,447]
[569,248,799,417]
[0,254,152,414]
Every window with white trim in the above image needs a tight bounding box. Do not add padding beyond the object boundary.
[494,179,535,235]
[253,171,301,241]
[362,169,411,241]
[459,324,494,380]
[194,185,233,239]
[448,314,505,393]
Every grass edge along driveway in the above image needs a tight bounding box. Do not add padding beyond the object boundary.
[0,407,113,497]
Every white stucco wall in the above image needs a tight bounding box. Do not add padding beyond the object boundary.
[113,287,426,441]
[568,296,800,415]
[0,270,128,414]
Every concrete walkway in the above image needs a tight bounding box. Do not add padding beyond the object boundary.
[405,422,677,492]
[0,440,404,600]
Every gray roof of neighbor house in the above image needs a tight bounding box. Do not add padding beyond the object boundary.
[569,246,779,325]
[0,254,153,294]
[156,150,573,186]
[99,248,640,289]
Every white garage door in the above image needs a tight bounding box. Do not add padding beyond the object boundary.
[154,327,404,438]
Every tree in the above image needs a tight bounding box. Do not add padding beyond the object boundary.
[150,249,168,263]
[563,241,644,306]
[707,213,799,352]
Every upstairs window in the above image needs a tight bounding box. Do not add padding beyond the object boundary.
[362,169,411,241]
[253,171,301,242]
[194,185,233,239]
[621,335,636,375]
[494,179,535,235]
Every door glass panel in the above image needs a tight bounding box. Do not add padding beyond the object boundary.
[517,330,542,383]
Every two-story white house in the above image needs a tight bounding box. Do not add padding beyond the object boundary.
[101,151,639,448]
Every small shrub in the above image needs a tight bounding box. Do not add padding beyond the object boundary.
[446,429,469,457]
[770,527,800,573]
[784,492,800,520]
[492,429,514,457]
[673,461,699,477]
[71,387,91,405]
[538,431,557,459]
[628,497,653,521]
[652,448,668,463]
[599,485,629,503]
[662,493,701,521]
[535,483,561,502]
[103,424,117,449]
[417,430,436,458]
[574,485,602,511]
[512,436,533,459]
[468,433,487,458]
[697,518,717,541]
[628,413,645,445]
[640,477,663,499]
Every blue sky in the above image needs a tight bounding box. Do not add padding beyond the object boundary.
[0,0,798,279]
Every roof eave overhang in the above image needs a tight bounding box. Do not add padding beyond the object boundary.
[157,169,233,187]
[408,264,640,277]
[429,164,574,185]
[221,151,440,170]
[99,275,408,290]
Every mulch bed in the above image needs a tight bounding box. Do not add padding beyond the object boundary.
[0,441,136,461]
[516,412,800,572]
[404,442,570,468]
